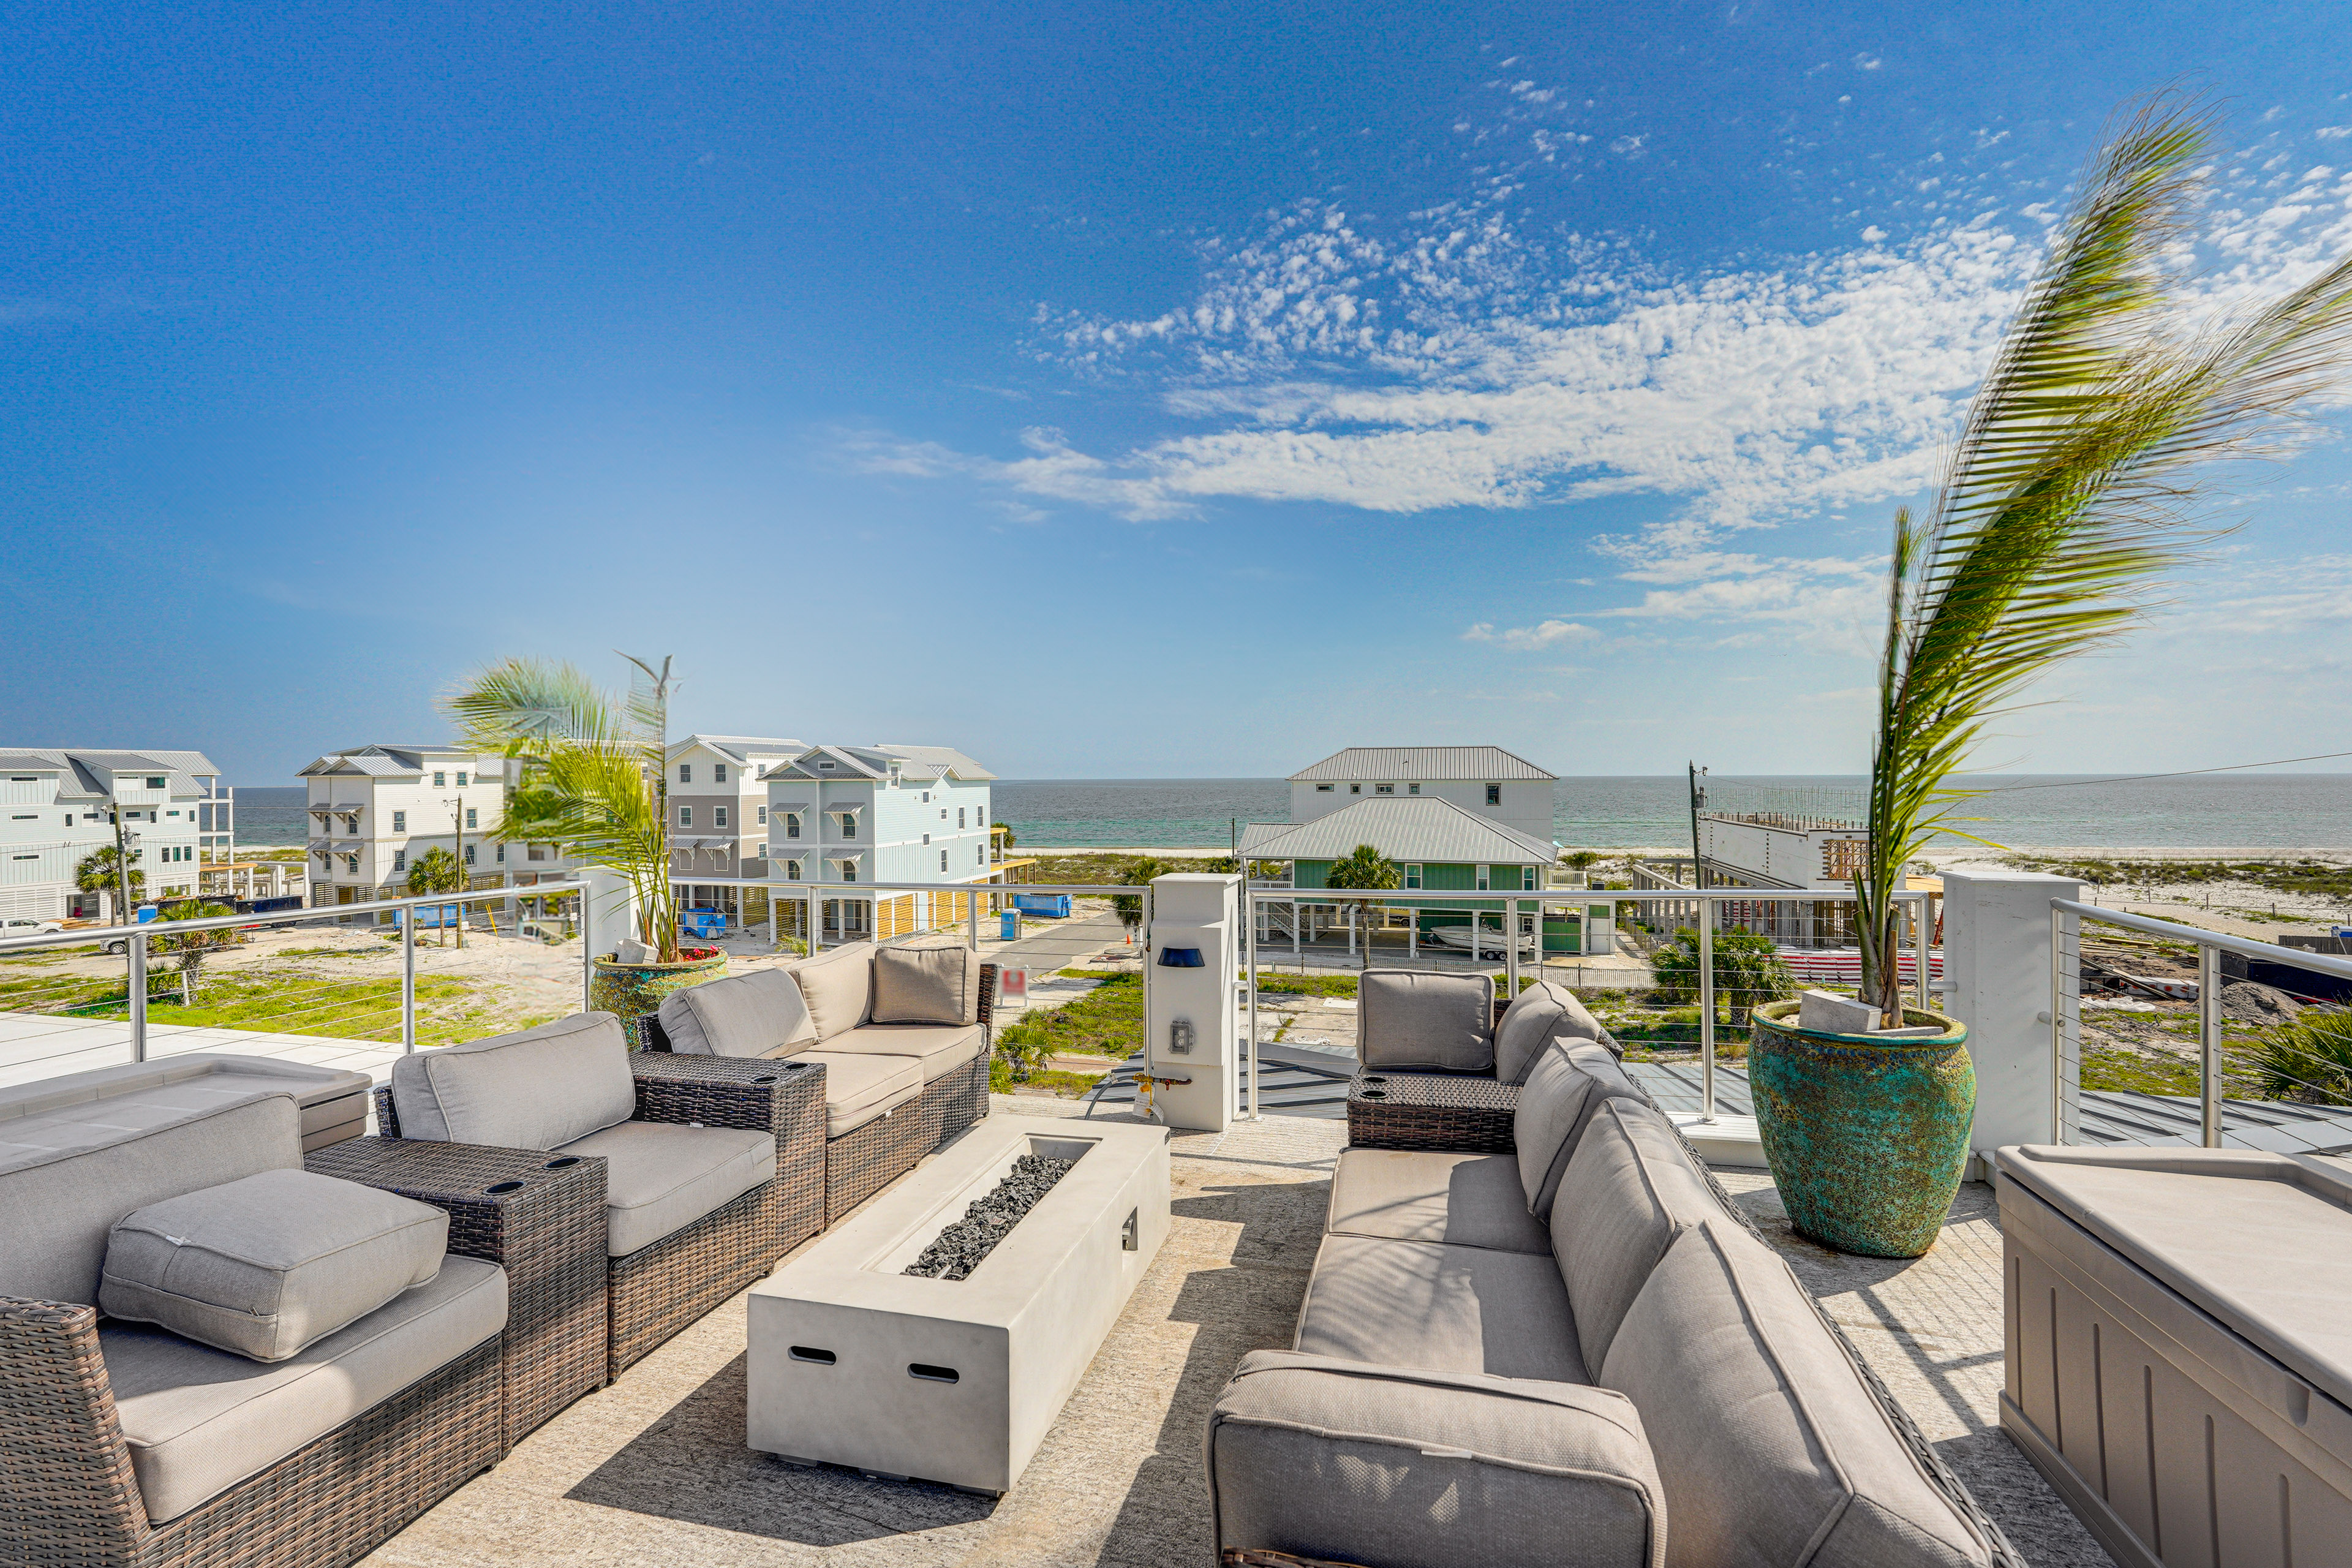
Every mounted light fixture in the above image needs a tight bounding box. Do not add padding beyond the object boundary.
[1156,947,1204,968]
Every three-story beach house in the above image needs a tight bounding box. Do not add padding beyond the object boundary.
[298,744,570,918]
[666,734,805,922]
[761,744,997,942]
[0,749,222,919]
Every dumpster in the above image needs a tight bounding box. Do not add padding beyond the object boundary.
[679,907,726,940]
[1013,893,1071,919]
[1000,910,1020,941]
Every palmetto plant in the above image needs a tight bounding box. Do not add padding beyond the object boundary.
[74,846,143,923]
[1113,857,1166,942]
[1856,98,2352,1023]
[404,846,464,947]
[444,654,685,962]
[1324,843,1401,971]
[151,900,238,1005]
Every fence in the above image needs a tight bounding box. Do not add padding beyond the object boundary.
[2049,899,2352,1148]
[0,881,592,1085]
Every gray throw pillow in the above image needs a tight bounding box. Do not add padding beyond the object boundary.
[872,944,981,1025]
[100,1169,447,1362]
[1493,981,1604,1084]
[662,968,818,1057]
[790,943,876,1041]
[1358,970,1495,1072]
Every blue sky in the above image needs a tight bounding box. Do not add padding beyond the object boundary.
[4,1,2351,784]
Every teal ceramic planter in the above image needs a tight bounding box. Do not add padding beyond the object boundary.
[590,948,726,1042]
[1747,1000,1973,1259]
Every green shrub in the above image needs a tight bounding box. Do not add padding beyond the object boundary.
[1648,929,1798,1023]
[2251,1009,2352,1104]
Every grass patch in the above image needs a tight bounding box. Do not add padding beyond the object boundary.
[2013,855,2352,900]
[277,945,393,957]
[998,971,1144,1062]
[989,1061,1106,1097]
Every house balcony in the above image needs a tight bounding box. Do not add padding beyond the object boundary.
[1,871,2341,1568]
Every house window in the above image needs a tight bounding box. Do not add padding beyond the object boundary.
[433,772,445,787]
[456,772,468,787]
[393,850,407,871]
[940,850,949,872]
[345,855,360,873]
[756,842,766,858]
[464,845,475,865]
[1522,866,1537,890]
[1350,783,1362,794]
[786,859,802,880]
[679,764,692,783]
[958,807,967,829]
[393,810,406,832]
[817,760,835,769]
[841,863,858,883]
[1485,783,1501,805]
[495,845,505,864]
[921,792,930,803]
[1408,783,1420,795]
[1375,783,1394,795]
[528,845,546,862]
[677,806,693,827]
[1316,783,1335,793]
[715,807,729,829]
[1404,864,1423,889]
[714,763,726,783]
[465,808,477,829]
[756,805,767,824]
[923,834,930,845]
[786,813,801,839]
[1476,865,1491,891]
[145,777,165,790]
[976,844,984,866]
[841,816,857,840]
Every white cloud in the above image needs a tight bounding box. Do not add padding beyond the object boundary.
[1462,619,1600,649]
[1853,53,1882,70]
[2320,126,2352,141]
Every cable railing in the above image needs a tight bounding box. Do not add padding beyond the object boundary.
[1240,884,1936,1124]
[2049,899,2352,1148]
[0,881,591,1083]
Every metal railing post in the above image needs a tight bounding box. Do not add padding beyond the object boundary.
[1246,884,1261,1120]
[579,886,593,1012]
[129,930,148,1063]
[1910,894,1929,1014]
[2049,904,2066,1146]
[2199,943,2222,1148]
[968,887,979,951]
[1505,896,1520,995]
[1698,900,1716,1122]
[401,912,417,1054]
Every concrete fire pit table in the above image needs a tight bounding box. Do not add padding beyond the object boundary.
[747,1114,1170,1495]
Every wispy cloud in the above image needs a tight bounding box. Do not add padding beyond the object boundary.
[1462,619,1599,649]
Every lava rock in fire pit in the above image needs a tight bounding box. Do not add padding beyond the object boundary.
[905,1155,1079,1281]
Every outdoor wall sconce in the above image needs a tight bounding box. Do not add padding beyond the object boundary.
[1156,947,1204,967]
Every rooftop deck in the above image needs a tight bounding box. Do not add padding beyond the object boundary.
[355,1096,2113,1566]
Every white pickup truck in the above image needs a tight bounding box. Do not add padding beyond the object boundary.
[0,917,64,941]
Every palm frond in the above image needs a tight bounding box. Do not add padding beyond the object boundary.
[1858,96,2352,1016]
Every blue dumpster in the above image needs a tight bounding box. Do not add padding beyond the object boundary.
[1000,910,1020,941]
[679,907,726,941]
[1014,893,1071,919]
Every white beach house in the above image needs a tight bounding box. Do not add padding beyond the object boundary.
[0,749,222,919]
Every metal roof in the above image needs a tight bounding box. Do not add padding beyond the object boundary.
[668,734,806,766]
[300,753,422,778]
[1287,746,1555,782]
[763,742,995,783]
[1241,797,1558,864]
[0,749,217,796]
[0,754,62,772]
[872,744,997,782]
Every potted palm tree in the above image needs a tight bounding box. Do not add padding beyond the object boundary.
[1749,97,2352,1259]
[444,652,724,1039]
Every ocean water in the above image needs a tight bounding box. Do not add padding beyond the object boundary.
[228,775,2352,852]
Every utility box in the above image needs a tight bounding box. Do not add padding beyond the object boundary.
[1582,900,1616,957]
[1144,873,1241,1133]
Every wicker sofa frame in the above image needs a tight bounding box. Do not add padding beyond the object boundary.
[630,956,1000,1226]
[1342,1061,2027,1568]
[374,1050,828,1381]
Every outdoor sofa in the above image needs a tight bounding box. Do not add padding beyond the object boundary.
[1208,979,2019,1568]
[1344,969,1618,1152]
[0,1052,375,1156]
[0,1089,516,1568]
[634,939,997,1222]
[1997,1142,2352,1568]
[370,1010,815,1380]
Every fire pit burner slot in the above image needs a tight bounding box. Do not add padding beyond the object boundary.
[908,1363,959,1384]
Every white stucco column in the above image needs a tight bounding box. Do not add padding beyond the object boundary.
[579,865,636,959]
[1940,869,2085,1168]
[1145,873,1242,1133]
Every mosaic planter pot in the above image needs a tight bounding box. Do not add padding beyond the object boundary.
[590,948,726,1039]
[1747,999,1973,1260]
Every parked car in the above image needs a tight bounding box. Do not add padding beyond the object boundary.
[0,916,63,940]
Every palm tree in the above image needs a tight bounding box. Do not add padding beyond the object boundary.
[1855,97,2352,1024]
[1324,843,1401,970]
[75,845,143,923]
[1563,849,1602,885]
[151,900,239,1005]
[1113,857,1164,943]
[405,846,464,946]
[444,654,684,961]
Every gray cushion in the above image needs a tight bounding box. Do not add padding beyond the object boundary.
[660,968,818,1058]
[1552,1099,1719,1374]
[104,1256,506,1524]
[0,1055,373,1159]
[1602,1221,1993,1568]
[555,1119,777,1256]
[1514,1041,1648,1222]
[1325,1148,1552,1254]
[100,1169,448,1362]
[1208,1350,1664,1568]
[389,1012,635,1150]
[0,1093,301,1308]
[871,942,982,1025]
[823,1022,985,1084]
[1358,970,1496,1071]
[791,1049,923,1138]
[791,943,876,1041]
[1494,981,1604,1085]
[1294,1233,1588,1384]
